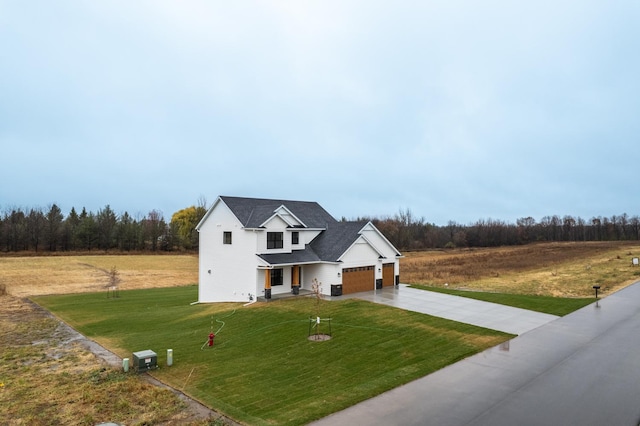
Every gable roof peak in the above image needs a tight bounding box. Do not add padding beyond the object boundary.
[218,195,338,229]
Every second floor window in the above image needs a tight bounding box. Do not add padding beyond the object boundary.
[291,231,299,245]
[267,232,283,249]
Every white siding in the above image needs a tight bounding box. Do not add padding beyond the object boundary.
[272,207,304,227]
[198,200,401,302]
[303,264,341,296]
[261,266,293,296]
[257,215,289,253]
[360,224,400,277]
[198,201,258,302]
[298,229,322,246]
[340,238,384,280]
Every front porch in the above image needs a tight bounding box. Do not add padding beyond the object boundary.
[257,288,313,302]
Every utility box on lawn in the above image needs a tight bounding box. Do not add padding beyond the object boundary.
[132,350,158,372]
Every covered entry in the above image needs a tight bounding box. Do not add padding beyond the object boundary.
[341,266,375,294]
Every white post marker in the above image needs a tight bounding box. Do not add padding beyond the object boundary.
[167,349,173,366]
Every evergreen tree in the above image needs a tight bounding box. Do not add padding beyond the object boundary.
[45,204,64,251]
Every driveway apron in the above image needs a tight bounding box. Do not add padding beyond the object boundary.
[312,282,640,426]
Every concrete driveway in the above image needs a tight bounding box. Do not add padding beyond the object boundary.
[339,284,558,335]
[313,282,640,426]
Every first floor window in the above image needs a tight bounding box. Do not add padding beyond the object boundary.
[271,268,283,286]
[223,231,232,244]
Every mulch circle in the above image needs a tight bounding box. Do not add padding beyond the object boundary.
[308,334,332,342]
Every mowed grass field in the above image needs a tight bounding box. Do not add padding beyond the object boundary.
[33,287,511,425]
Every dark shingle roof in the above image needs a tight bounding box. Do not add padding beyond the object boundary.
[257,221,365,266]
[309,221,368,262]
[220,196,338,229]
[219,197,375,266]
[258,246,321,265]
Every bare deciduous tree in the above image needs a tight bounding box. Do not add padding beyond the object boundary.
[106,265,121,298]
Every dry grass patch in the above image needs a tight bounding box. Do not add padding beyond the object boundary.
[402,242,640,297]
[0,255,220,425]
[0,254,198,297]
[0,294,217,425]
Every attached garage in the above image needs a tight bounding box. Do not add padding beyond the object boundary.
[382,263,395,287]
[342,266,375,294]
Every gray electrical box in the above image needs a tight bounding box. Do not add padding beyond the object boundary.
[132,349,158,372]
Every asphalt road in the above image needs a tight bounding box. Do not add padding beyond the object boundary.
[313,282,640,426]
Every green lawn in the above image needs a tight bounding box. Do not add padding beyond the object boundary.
[410,284,595,316]
[34,286,511,425]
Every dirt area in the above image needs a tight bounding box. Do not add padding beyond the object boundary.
[0,293,230,425]
[0,254,234,425]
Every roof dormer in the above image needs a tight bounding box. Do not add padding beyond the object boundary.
[260,205,306,228]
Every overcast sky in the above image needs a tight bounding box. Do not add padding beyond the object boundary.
[1,1,639,225]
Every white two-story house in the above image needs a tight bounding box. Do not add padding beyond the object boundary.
[195,196,402,303]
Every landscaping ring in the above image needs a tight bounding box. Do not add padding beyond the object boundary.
[308,334,332,342]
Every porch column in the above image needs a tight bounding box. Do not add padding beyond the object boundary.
[264,269,272,299]
[292,265,300,286]
[292,265,300,295]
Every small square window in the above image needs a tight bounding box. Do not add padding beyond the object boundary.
[223,231,232,244]
[291,231,299,245]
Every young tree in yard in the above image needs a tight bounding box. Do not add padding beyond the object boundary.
[309,278,329,340]
[106,265,121,298]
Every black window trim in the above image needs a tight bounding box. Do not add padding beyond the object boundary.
[267,232,283,249]
[270,268,284,286]
[223,231,232,244]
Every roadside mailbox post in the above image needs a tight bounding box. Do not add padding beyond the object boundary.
[593,285,601,299]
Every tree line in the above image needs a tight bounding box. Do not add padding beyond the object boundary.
[364,210,640,250]
[0,203,207,253]
[2,202,640,254]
